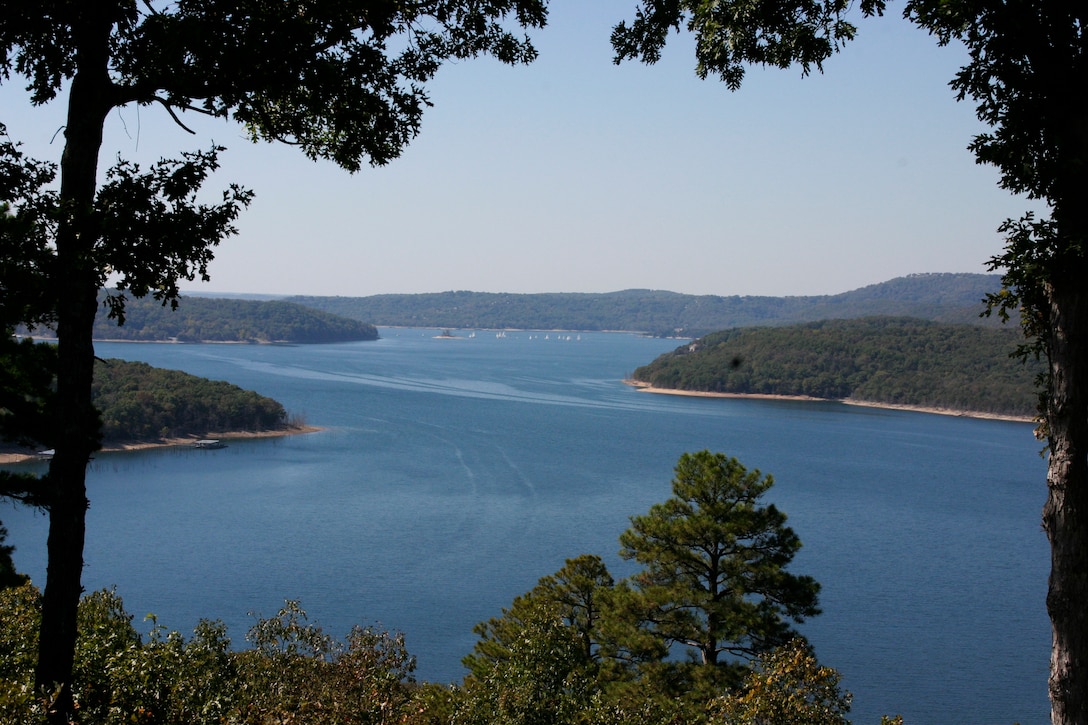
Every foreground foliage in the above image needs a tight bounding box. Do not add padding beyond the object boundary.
[613,453,820,679]
[0,587,416,725]
[633,317,1040,417]
[711,639,852,725]
[0,584,866,725]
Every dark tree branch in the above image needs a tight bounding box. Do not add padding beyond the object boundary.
[153,97,196,134]
[0,471,52,510]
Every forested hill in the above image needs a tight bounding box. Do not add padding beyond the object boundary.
[631,317,1041,418]
[92,359,291,444]
[288,273,1003,336]
[90,295,378,343]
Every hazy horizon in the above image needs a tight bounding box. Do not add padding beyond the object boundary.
[2,2,1043,299]
[179,270,999,300]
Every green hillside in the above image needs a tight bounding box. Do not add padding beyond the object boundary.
[92,358,292,443]
[631,317,1041,418]
[91,295,378,343]
[288,273,1004,335]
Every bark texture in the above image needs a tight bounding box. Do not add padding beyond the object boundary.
[1046,266,1088,725]
[34,6,113,721]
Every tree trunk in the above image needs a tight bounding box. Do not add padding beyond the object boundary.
[1045,265,1088,725]
[34,6,114,722]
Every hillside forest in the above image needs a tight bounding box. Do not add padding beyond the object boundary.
[631,317,1040,418]
[90,359,293,444]
[1,356,295,454]
[288,273,1001,336]
[88,295,379,344]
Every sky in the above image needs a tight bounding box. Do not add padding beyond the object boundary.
[1,1,1046,298]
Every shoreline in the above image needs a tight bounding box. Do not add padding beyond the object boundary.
[0,425,322,465]
[624,381,1035,423]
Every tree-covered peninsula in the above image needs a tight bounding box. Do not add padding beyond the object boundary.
[91,295,378,343]
[91,358,292,444]
[631,317,1041,418]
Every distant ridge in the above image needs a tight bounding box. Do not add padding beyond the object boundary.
[288,273,1005,336]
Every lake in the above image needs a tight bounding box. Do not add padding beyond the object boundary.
[2,330,1050,724]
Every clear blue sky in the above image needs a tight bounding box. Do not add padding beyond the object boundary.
[1,1,1043,298]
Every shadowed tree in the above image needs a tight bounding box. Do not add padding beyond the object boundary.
[1,2,547,720]
[611,2,1088,721]
[465,555,615,678]
[605,451,820,698]
[0,522,30,591]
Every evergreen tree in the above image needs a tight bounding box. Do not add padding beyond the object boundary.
[607,451,820,694]
[464,555,614,679]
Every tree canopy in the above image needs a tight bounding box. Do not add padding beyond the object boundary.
[0,451,876,725]
[0,588,416,725]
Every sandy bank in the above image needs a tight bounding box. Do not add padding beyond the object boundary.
[624,381,1034,423]
[0,426,322,465]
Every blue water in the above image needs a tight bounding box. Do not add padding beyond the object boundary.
[2,330,1049,724]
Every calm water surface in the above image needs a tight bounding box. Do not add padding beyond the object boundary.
[3,330,1049,724]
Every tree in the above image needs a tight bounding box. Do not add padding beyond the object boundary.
[238,599,416,725]
[456,610,594,725]
[459,556,614,725]
[607,451,820,695]
[0,589,416,724]
[610,2,1088,721]
[1,2,547,721]
[459,463,825,723]
[711,638,852,725]
[465,554,615,677]
[0,521,30,590]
